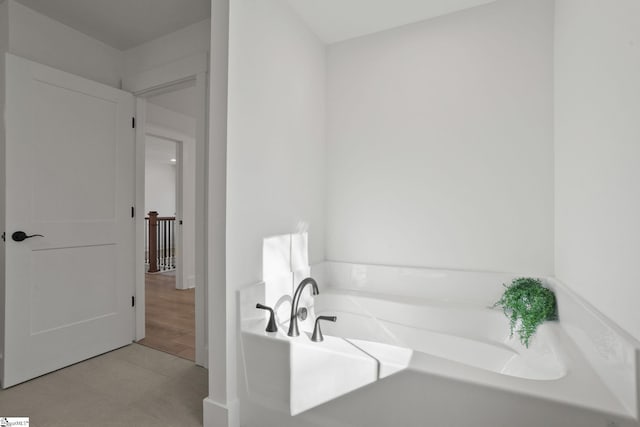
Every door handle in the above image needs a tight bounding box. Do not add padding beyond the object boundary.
[12,231,44,242]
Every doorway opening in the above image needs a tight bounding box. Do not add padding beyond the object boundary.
[144,137,177,275]
[136,82,200,361]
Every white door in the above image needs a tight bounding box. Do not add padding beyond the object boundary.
[2,54,135,388]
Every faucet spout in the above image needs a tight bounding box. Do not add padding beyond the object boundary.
[287,277,319,337]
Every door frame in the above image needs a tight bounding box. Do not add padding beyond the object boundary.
[125,53,208,367]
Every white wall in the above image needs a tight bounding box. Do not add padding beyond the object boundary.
[123,19,210,78]
[4,1,211,90]
[326,0,555,275]
[147,102,196,138]
[221,0,326,421]
[0,1,7,54]
[555,0,640,341]
[6,0,123,87]
[144,136,176,217]
[227,0,326,289]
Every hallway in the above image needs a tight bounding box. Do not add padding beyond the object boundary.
[0,344,207,426]
[138,272,196,361]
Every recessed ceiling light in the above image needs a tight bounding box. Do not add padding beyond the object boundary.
[170,158,177,163]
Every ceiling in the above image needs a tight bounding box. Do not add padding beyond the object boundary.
[14,0,210,50]
[285,0,496,44]
[13,0,496,49]
[148,85,199,119]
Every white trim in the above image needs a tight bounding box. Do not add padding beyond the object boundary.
[131,55,208,369]
[123,53,208,96]
[134,98,146,341]
[175,139,184,290]
[208,0,230,413]
[186,274,196,289]
[194,70,208,367]
[203,398,239,427]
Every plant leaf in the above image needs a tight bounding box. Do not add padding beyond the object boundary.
[494,277,557,347]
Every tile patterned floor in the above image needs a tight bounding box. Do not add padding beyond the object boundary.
[0,344,207,427]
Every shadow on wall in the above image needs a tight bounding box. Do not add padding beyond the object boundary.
[262,232,310,327]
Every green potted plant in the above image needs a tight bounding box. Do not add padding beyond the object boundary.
[494,277,557,347]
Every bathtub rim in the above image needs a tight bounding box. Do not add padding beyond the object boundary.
[312,261,640,420]
[308,287,633,421]
[311,290,569,381]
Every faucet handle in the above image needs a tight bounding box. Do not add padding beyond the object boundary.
[311,315,337,342]
[256,303,278,333]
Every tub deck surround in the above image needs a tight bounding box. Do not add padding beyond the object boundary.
[238,281,388,415]
[240,315,412,415]
[317,262,640,420]
[549,277,640,419]
[313,291,631,421]
[240,262,640,425]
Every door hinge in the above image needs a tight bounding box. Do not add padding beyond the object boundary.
[1,232,4,242]
[132,296,135,307]
[132,117,136,129]
[131,206,135,218]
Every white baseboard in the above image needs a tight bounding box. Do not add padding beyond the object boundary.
[203,397,239,427]
[186,274,196,289]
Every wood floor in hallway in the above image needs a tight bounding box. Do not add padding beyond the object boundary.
[138,272,195,361]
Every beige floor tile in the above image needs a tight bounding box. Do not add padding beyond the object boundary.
[129,377,206,427]
[103,342,182,376]
[0,344,207,427]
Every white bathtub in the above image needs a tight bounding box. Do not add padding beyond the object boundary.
[313,290,566,381]
[241,262,640,427]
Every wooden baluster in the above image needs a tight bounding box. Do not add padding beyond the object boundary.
[157,218,161,269]
[148,211,159,273]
